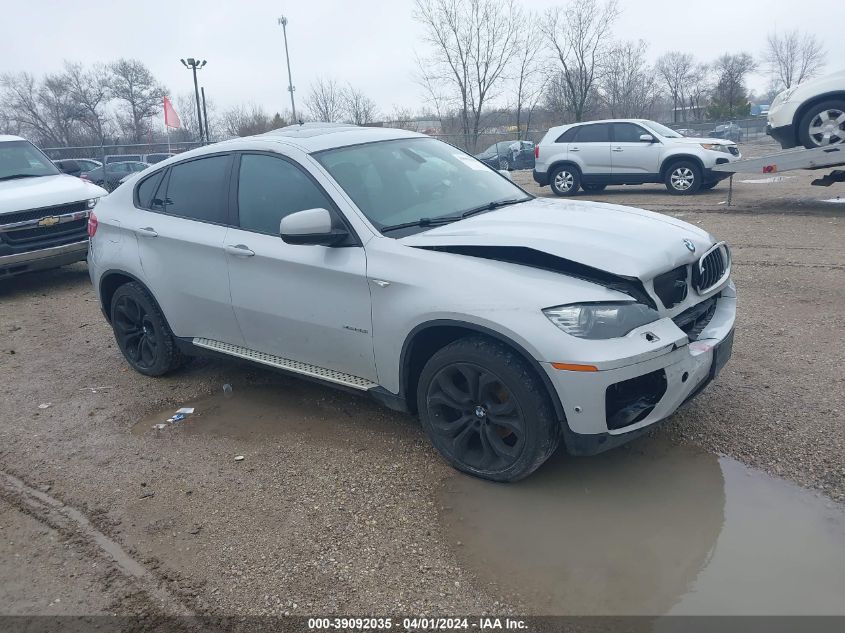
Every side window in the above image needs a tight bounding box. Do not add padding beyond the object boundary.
[555,127,578,143]
[613,123,648,143]
[161,155,230,224]
[237,154,336,235]
[573,124,610,143]
[136,171,165,210]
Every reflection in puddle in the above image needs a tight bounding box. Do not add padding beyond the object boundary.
[439,438,845,615]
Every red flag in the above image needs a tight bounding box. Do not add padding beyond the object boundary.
[164,96,181,129]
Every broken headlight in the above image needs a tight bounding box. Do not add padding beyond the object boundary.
[543,302,660,339]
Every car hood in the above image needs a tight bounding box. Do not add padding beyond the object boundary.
[665,136,735,146]
[400,197,713,281]
[0,174,107,214]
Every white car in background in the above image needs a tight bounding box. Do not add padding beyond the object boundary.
[767,68,845,149]
[533,119,741,196]
[1,135,106,277]
[88,124,735,482]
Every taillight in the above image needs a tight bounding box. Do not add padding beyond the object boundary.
[87,212,98,237]
[534,145,540,159]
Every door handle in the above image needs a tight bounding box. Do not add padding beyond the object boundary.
[225,244,255,257]
[612,147,624,152]
[570,147,580,152]
[136,226,158,238]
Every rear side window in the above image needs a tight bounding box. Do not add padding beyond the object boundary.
[613,123,648,143]
[555,127,578,143]
[136,171,165,210]
[236,154,335,235]
[161,155,230,224]
[573,124,610,143]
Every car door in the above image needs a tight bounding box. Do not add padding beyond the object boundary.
[610,122,661,178]
[224,151,377,382]
[132,154,245,346]
[570,123,611,178]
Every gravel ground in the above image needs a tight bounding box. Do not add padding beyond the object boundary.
[0,144,843,618]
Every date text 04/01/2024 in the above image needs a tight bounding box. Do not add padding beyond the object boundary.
[307,617,528,630]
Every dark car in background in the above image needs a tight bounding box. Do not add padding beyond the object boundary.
[53,158,102,177]
[709,122,743,143]
[104,154,143,164]
[81,161,148,191]
[474,140,535,171]
[143,152,175,164]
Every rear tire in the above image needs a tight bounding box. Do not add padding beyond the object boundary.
[110,282,185,377]
[798,100,845,149]
[416,336,560,482]
[664,160,702,195]
[549,165,581,196]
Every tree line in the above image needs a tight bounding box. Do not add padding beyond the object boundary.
[0,1,828,151]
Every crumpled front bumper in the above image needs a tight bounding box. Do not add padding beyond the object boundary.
[543,289,736,455]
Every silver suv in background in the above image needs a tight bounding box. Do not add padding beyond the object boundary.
[533,119,741,196]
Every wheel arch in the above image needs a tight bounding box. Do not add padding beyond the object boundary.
[398,319,566,425]
[659,154,706,180]
[792,92,845,140]
[547,159,582,177]
[98,269,163,324]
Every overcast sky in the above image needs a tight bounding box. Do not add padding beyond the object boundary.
[3,0,842,119]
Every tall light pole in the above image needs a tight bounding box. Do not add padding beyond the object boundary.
[277,17,297,122]
[180,58,207,144]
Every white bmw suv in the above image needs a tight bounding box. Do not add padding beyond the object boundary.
[88,124,736,481]
[533,119,741,196]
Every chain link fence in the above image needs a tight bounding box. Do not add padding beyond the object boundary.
[665,117,769,143]
[41,141,205,163]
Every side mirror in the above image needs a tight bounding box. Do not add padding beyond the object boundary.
[280,208,349,246]
[498,169,513,181]
[640,134,655,143]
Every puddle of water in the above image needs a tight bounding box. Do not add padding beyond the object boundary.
[132,380,396,443]
[439,438,845,616]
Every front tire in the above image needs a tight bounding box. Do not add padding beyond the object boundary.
[798,100,845,149]
[110,282,185,376]
[664,160,702,195]
[417,336,560,482]
[549,165,581,196]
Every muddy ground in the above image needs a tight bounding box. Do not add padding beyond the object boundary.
[1,140,843,619]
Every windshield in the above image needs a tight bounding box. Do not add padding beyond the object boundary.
[0,140,60,180]
[315,137,530,236]
[643,121,682,139]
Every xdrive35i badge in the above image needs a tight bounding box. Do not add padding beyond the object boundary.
[683,239,696,253]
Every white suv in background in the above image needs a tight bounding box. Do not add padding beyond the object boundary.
[88,124,735,482]
[533,119,741,196]
[767,68,845,149]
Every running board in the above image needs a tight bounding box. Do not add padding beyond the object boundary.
[191,338,378,390]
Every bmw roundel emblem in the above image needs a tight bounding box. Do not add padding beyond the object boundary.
[683,239,696,253]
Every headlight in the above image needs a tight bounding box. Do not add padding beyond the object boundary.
[86,198,99,209]
[543,302,661,339]
[700,143,730,153]
[771,88,794,108]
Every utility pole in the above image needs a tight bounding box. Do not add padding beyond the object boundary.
[277,17,297,122]
[201,87,210,143]
[180,58,207,144]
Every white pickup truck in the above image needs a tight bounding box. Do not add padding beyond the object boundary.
[0,135,107,278]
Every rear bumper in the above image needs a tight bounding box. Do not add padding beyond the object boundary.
[532,169,549,187]
[0,240,88,277]
[767,123,797,149]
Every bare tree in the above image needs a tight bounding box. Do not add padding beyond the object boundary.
[686,63,711,121]
[305,78,345,122]
[599,40,659,118]
[344,86,378,125]
[763,30,827,90]
[64,62,111,144]
[414,0,520,151]
[655,51,695,123]
[541,0,619,123]
[0,72,76,146]
[708,53,757,119]
[107,59,167,143]
[510,11,547,139]
[221,104,277,138]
